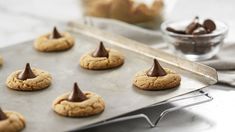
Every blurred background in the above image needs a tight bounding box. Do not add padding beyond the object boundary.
[0,0,234,47]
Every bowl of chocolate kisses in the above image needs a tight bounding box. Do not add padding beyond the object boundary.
[161,16,228,61]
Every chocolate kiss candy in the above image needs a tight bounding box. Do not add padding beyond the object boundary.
[203,19,216,33]
[92,42,109,58]
[51,27,62,39]
[0,107,7,121]
[18,63,36,80]
[192,27,207,35]
[185,16,200,34]
[147,59,167,77]
[166,27,186,34]
[68,83,87,102]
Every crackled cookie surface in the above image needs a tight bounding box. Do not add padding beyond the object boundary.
[133,59,181,90]
[6,63,52,91]
[0,108,26,132]
[80,42,124,70]
[52,83,105,117]
[0,55,3,66]
[34,27,75,52]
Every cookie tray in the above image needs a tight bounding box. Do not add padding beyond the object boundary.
[0,23,217,132]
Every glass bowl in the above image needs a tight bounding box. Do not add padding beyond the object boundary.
[161,19,228,61]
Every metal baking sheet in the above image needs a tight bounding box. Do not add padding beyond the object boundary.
[0,23,217,132]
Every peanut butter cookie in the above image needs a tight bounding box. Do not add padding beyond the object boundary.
[34,27,75,52]
[0,107,26,132]
[52,83,105,117]
[80,42,124,70]
[6,63,52,91]
[133,59,181,90]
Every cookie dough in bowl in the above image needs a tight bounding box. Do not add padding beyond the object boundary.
[133,59,181,90]
[0,107,26,132]
[6,63,52,91]
[52,82,105,117]
[34,27,75,52]
[80,41,124,70]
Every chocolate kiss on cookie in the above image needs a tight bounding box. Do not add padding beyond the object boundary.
[68,83,87,102]
[147,59,167,77]
[18,63,36,80]
[0,107,7,121]
[50,27,62,39]
[92,42,109,58]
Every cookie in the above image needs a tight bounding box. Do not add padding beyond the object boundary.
[133,59,181,90]
[34,27,75,52]
[80,42,124,70]
[6,63,52,91]
[0,55,3,66]
[52,83,105,117]
[0,107,26,132]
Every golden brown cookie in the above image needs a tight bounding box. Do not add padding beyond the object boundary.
[52,83,105,117]
[6,63,52,91]
[0,108,26,132]
[34,27,75,52]
[80,42,124,70]
[133,59,181,90]
[0,55,3,66]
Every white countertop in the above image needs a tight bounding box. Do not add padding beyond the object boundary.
[0,0,235,132]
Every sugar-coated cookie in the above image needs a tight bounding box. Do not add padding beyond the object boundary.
[6,63,52,91]
[133,59,181,90]
[34,27,75,52]
[52,83,105,117]
[80,41,124,70]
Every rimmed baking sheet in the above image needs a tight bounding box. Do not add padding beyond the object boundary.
[0,23,217,132]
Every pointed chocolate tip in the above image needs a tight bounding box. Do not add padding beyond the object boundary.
[147,59,167,77]
[51,27,62,39]
[68,82,87,102]
[0,107,8,121]
[26,63,30,69]
[153,59,157,65]
[100,41,104,48]
[92,41,109,58]
[18,63,36,80]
